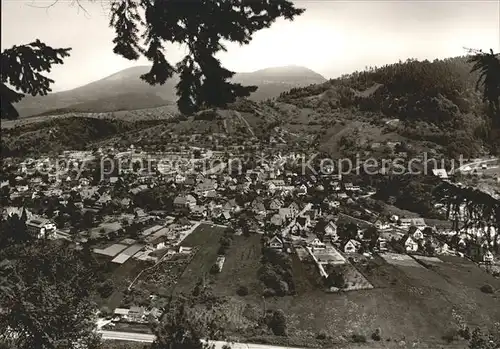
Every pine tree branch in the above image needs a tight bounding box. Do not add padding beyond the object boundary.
[108,0,305,114]
[0,40,71,119]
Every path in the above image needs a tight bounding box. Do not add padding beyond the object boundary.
[450,157,498,174]
[233,110,255,137]
[305,247,328,278]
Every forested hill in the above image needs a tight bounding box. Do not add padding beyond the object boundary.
[278,56,497,155]
[280,56,482,122]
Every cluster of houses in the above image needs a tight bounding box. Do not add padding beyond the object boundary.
[265,209,496,270]
[3,145,498,288]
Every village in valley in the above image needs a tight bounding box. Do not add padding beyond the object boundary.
[4,0,500,347]
[2,135,499,343]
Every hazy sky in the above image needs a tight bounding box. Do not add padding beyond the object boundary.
[2,0,499,92]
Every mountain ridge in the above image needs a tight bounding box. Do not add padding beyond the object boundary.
[13,65,327,117]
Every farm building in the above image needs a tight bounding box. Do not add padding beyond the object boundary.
[111,244,145,264]
[93,244,128,257]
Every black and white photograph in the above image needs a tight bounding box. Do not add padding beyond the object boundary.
[1,0,500,348]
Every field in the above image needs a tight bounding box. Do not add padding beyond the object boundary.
[312,246,346,265]
[0,105,177,129]
[211,234,263,297]
[94,255,150,311]
[200,238,500,348]
[133,254,193,297]
[324,264,374,291]
[380,253,423,268]
[172,223,226,295]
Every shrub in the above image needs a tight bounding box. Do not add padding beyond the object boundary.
[351,334,367,343]
[371,328,382,341]
[277,281,289,296]
[316,331,328,340]
[267,309,287,336]
[442,329,458,343]
[458,326,471,340]
[100,306,112,317]
[325,270,346,289]
[217,246,228,255]
[480,284,495,294]
[97,280,114,298]
[236,285,249,296]
[210,264,220,274]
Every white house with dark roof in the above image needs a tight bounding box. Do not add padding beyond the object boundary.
[483,250,494,263]
[403,235,419,252]
[26,218,57,239]
[409,226,424,240]
[343,239,361,254]
[310,238,326,250]
[268,236,284,250]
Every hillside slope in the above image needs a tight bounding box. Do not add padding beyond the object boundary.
[278,56,497,157]
[1,117,163,157]
[13,65,326,117]
[4,56,498,160]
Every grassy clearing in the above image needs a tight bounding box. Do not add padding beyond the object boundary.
[325,264,374,291]
[173,223,225,295]
[134,254,193,297]
[210,247,500,347]
[421,256,500,328]
[211,234,263,297]
[292,252,324,291]
[94,256,149,311]
[127,228,498,347]
[380,253,424,268]
[97,236,495,349]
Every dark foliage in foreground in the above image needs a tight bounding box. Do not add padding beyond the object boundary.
[109,0,304,114]
[0,240,100,349]
[1,40,71,119]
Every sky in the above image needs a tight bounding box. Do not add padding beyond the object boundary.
[2,0,499,92]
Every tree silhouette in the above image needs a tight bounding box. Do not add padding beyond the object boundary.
[0,213,31,248]
[151,294,228,349]
[467,49,500,124]
[3,1,304,118]
[1,40,71,119]
[109,0,305,114]
[0,241,101,349]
